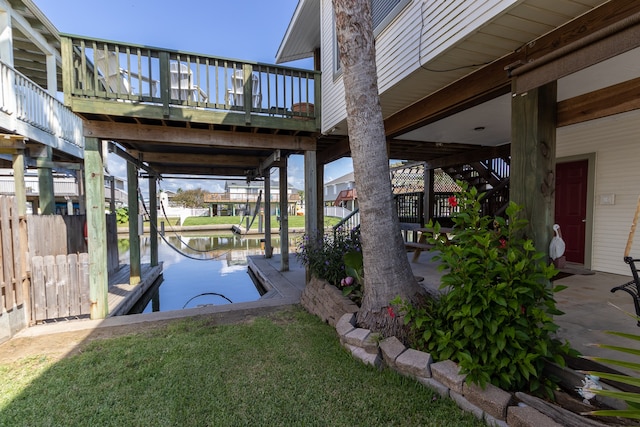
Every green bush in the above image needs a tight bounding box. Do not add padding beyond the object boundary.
[394,182,572,396]
[296,227,361,289]
[115,207,129,224]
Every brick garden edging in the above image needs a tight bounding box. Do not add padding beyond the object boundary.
[300,277,564,427]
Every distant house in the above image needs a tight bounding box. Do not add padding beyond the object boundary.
[203,180,302,216]
[324,172,356,211]
[0,168,125,214]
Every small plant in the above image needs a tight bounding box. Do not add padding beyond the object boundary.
[340,250,363,305]
[394,182,572,396]
[296,227,361,289]
[580,304,640,420]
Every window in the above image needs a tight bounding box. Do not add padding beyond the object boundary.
[334,0,410,76]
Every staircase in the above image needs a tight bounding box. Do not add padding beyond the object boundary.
[443,156,510,218]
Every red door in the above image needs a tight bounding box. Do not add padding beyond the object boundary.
[555,160,588,263]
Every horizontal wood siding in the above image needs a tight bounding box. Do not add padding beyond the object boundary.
[557,109,640,276]
[320,0,516,132]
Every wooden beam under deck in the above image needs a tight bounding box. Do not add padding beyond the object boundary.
[148,165,253,176]
[84,121,316,151]
[131,151,262,168]
[72,98,317,134]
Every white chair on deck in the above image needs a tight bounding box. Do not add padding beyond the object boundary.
[94,50,157,96]
[227,69,261,108]
[170,61,208,102]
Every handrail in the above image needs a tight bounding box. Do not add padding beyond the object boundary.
[0,61,84,154]
[333,208,360,239]
[61,34,321,127]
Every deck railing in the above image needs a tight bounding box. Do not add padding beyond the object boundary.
[204,192,301,203]
[61,34,320,128]
[0,61,84,155]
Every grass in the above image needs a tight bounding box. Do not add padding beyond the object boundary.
[121,215,341,230]
[0,307,483,426]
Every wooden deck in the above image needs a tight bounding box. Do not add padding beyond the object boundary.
[107,263,163,316]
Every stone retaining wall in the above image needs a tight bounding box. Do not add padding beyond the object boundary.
[300,276,358,327]
[300,277,606,426]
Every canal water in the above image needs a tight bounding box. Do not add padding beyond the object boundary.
[120,231,296,314]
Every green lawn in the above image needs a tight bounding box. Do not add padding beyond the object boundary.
[0,307,483,426]
[121,216,341,230]
[182,215,341,229]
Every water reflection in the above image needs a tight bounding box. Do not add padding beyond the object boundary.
[121,232,299,314]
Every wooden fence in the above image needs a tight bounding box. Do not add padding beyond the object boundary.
[0,195,27,315]
[30,253,90,321]
[26,214,119,322]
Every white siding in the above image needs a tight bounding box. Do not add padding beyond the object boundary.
[557,110,640,276]
[320,0,517,133]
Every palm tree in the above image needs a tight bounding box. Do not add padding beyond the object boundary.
[333,0,423,337]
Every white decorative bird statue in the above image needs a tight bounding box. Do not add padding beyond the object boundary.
[549,224,566,260]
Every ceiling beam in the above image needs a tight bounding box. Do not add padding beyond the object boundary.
[247,149,280,181]
[557,76,640,127]
[107,142,158,176]
[424,144,511,170]
[84,121,316,151]
[150,164,248,176]
[133,151,262,167]
[317,136,350,164]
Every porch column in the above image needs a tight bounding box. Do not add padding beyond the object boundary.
[46,54,57,95]
[264,170,273,258]
[127,161,141,285]
[304,150,318,239]
[84,137,108,319]
[510,81,557,255]
[36,146,55,215]
[148,175,158,267]
[0,9,13,66]
[279,156,289,271]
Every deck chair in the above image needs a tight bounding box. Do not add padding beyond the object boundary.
[94,50,158,96]
[227,69,261,108]
[170,62,208,102]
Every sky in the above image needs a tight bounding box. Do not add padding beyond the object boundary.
[33,0,354,195]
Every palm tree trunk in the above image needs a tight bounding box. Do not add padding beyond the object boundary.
[333,0,424,338]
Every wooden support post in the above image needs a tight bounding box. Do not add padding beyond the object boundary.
[510,82,557,255]
[316,161,324,235]
[77,169,86,214]
[279,157,289,271]
[13,149,30,323]
[423,167,434,225]
[37,146,55,215]
[304,150,318,239]
[148,175,158,267]
[127,161,141,285]
[84,137,108,319]
[12,150,26,217]
[109,176,116,213]
[264,170,273,258]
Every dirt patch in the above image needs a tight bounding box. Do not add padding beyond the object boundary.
[0,322,169,364]
[0,305,299,365]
